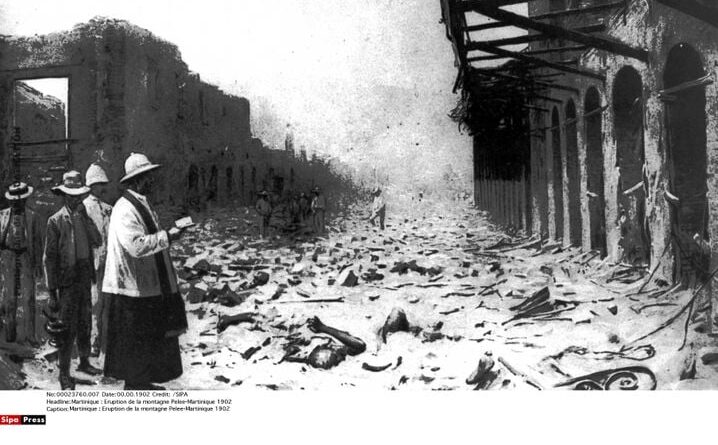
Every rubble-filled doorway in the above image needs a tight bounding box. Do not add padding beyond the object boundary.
[614,66,649,266]
[551,107,564,241]
[664,43,709,284]
[585,87,607,256]
[187,164,200,211]
[208,165,218,203]
[535,112,549,238]
[565,100,582,246]
[226,167,233,197]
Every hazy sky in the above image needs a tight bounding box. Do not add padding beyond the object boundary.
[0,0,488,190]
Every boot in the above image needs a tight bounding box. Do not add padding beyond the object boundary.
[59,374,75,390]
[77,358,102,376]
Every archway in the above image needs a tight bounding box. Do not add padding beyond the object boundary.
[226,166,233,197]
[664,43,708,283]
[535,112,550,238]
[208,165,218,202]
[187,164,200,211]
[551,107,564,241]
[614,66,649,265]
[585,87,606,256]
[565,100,582,246]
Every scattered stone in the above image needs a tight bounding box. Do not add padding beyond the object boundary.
[337,268,359,287]
[380,307,411,342]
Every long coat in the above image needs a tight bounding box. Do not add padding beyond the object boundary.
[102,190,179,298]
[0,207,43,343]
[43,205,102,291]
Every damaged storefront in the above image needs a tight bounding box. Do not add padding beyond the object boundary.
[441,0,718,285]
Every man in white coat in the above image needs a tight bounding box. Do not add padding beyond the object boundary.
[83,163,113,357]
[103,153,188,390]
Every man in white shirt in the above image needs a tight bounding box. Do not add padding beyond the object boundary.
[369,186,386,230]
[83,163,113,357]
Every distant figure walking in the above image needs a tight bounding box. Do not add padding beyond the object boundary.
[299,192,310,225]
[311,186,326,234]
[369,186,386,230]
[255,190,272,238]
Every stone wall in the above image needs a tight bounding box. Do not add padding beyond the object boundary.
[522,1,718,281]
[0,18,351,221]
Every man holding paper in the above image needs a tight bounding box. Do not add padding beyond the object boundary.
[102,153,189,390]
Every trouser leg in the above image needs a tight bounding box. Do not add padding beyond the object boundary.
[58,286,78,376]
[76,271,92,361]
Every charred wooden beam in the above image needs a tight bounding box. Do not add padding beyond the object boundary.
[468,41,605,80]
[532,94,562,104]
[532,1,625,21]
[470,23,604,48]
[457,0,539,13]
[468,45,588,61]
[654,0,718,28]
[464,3,648,62]
[473,69,580,93]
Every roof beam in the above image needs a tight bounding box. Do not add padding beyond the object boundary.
[463,2,649,62]
[468,44,589,61]
[468,40,605,80]
[531,1,625,21]
[654,0,718,28]
[469,23,604,48]
[473,70,580,93]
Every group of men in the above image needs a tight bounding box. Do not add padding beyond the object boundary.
[0,153,188,390]
[255,186,327,237]
[255,185,387,238]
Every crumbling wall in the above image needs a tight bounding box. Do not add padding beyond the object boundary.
[1,18,353,219]
[578,1,718,279]
[0,24,100,221]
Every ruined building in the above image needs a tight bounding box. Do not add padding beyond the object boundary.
[441,0,718,282]
[0,18,344,219]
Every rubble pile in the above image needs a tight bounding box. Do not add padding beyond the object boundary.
[16,202,718,390]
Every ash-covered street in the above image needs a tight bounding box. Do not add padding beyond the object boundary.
[18,198,717,390]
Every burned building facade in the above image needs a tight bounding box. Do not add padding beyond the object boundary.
[442,0,718,282]
[0,18,337,217]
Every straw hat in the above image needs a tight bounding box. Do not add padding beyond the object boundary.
[85,163,109,187]
[120,152,161,183]
[5,181,33,201]
[52,171,90,196]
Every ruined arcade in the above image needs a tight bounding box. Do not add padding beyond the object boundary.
[442,0,718,285]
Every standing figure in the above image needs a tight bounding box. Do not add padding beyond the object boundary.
[298,192,310,225]
[0,182,43,345]
[255,190,272,238]
[83,163,113,357]
[44,171,104,390]
[103,153,188,390]
[310,186,326,234]
[289,193,301,226]
[369,186,386,230]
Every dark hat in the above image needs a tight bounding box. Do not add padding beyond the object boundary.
[5,181,33,201]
